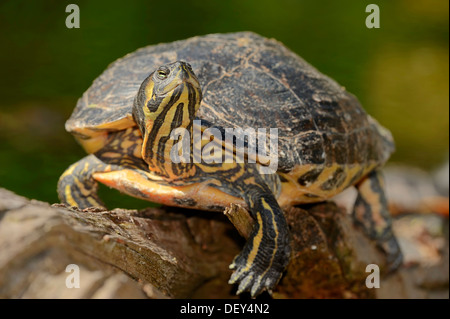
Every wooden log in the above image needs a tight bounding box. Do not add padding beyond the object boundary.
[0,188,447,299]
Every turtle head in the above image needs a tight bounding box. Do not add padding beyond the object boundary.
[133,61,202,166]
[133,61,202,135]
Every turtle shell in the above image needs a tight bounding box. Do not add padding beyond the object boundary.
[66,32,394,172]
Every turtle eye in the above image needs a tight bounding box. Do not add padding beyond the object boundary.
[156,67,170,80]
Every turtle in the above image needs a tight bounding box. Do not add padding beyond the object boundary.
[58,32,402,297]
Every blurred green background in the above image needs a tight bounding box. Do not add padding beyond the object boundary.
[0,0,448,209]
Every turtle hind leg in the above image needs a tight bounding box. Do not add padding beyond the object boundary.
[57,154,114,209]
[352,169,403,271]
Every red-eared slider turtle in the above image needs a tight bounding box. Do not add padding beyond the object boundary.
[58,32,402,297]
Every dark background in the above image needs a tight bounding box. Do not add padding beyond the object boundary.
[0,0,448,209]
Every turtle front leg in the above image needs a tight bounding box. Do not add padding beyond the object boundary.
[352,169,403,271]
[58,154,118,209]
[228,185,291,297]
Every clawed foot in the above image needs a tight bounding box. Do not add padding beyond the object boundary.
[226,189,291,297]
[378,233,403,273]
[228,242,290,297]
[228,256,280,297]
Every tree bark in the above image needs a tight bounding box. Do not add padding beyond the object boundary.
[0,188,447,299]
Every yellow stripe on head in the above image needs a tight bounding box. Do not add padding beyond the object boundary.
[143,80,154,119]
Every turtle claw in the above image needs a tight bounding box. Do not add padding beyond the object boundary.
[378,233,403,273]
[228,254,283,298]
[236,275,253,295]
